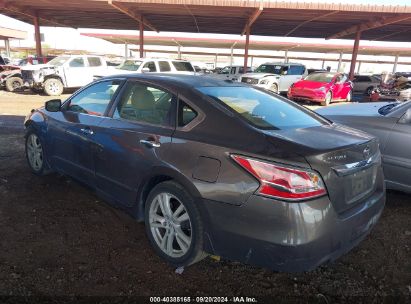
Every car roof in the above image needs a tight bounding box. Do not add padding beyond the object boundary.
[262,62,304,66]
[126,58,189,62]
[102,74,247,89]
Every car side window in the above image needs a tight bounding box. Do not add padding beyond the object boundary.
[178,102,197,127]
[288,66,305,75]
[88,57,102,67]
[335,74,347,84]
[67,80,121,116]
[69,57,85,68]
[143,61,157,72]
[159,61,171,72]
[114,82,175,126]
[280,66,289,75]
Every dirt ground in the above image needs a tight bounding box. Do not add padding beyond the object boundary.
[0,91,410,302]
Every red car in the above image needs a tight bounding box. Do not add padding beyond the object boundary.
[288,72,353,106]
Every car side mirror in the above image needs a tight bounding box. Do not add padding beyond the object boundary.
[399,108,411,124]
[45,99,62,112]
[141,67,150,73]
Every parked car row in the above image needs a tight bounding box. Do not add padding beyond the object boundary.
[3,54,409,107]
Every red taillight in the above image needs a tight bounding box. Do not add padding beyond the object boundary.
[231,155,327,201]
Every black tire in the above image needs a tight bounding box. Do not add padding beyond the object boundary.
[321,91,332,106]
[144,181,207,267]
[25,128,51,176]
[5,77,23,92]
[43,78,64,96]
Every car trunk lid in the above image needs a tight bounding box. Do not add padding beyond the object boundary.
[264,124,381,213]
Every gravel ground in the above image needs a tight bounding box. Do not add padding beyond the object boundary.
[0,91,410,302]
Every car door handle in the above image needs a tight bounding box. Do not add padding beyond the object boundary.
[80,127,94,135]
[140,139,161,148]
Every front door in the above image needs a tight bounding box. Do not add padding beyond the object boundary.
[93,80,176,206]
[331,74,351,100]
[47,79,123,187]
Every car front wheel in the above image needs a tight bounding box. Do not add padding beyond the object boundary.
[145,181,207,267]
[270,83,278,94]
[321,91,332,106]
[44,78,64,96]
[25,130,50,175]
[5,77,23,92]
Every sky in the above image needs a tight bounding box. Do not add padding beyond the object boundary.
[0,0,410,72]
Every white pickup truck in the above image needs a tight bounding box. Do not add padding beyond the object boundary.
[240,62,308,94]
[21,55,109,96]
[211,65,253,81]
[94,58,196,79]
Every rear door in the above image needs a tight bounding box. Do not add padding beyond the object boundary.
[47,79,123,187]
[92,80,176,206]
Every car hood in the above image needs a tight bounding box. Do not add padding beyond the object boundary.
[315,102,391,117]
[263,123,374,154]
[242,73,280,79]
[21,64,52,71]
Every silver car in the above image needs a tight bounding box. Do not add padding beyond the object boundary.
[352,75,381,95]
[316,101,411,193]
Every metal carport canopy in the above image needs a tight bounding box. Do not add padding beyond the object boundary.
[81,32,411,57]
[1,0,411,42]
[1,0,411,77]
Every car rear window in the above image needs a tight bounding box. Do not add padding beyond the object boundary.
[172,61,194,72]
[197,87,325,130]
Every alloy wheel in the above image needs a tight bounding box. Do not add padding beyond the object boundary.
[47,81,60,94]
[148,192,192,258]
[12,81,21,89]
[26,134,43,171]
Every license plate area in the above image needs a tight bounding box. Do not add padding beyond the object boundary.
[345,166,377,205]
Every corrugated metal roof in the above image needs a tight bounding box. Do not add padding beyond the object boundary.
[1,0,411,41]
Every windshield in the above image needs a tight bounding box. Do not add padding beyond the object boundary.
[378,101,410,116]
[48,56,70,66]
[197,86,325,130]
[117,60,143,71]
[254,64,286,75]
[304,73,335,83]
[172,61,194,72]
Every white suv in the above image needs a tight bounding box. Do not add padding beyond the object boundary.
[240,62,307,94]
[95,58,196,79]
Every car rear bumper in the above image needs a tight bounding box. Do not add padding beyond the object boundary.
[199,178,385,272]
